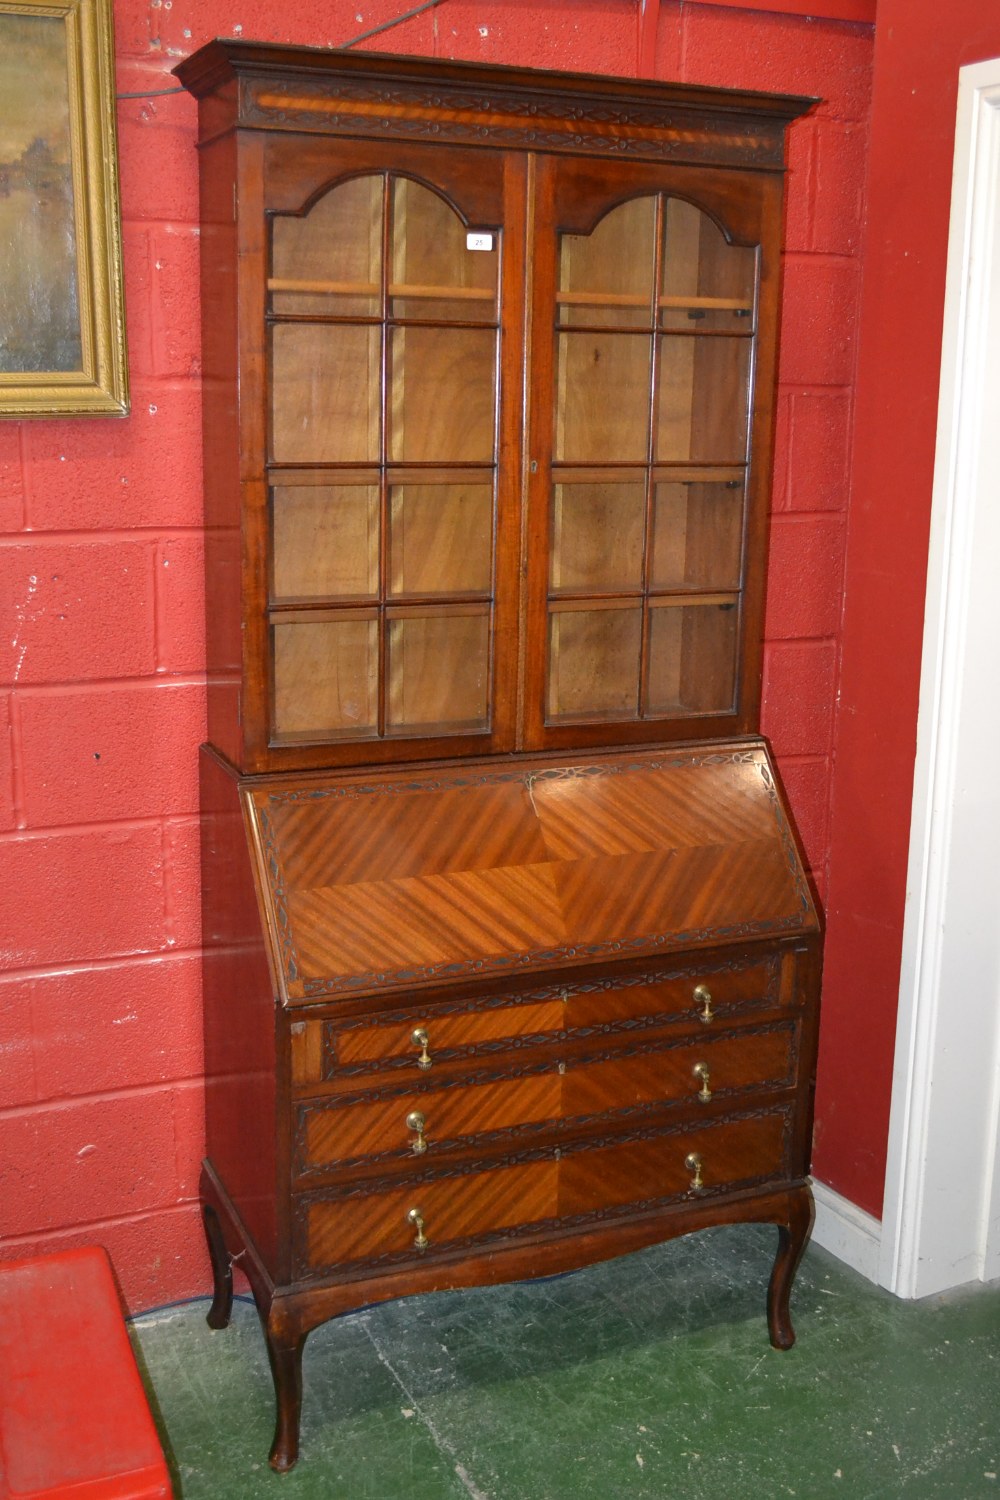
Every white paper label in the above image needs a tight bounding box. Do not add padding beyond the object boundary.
[466,232,494,252]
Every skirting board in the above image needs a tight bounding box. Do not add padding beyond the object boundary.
[810,1179,882,1284]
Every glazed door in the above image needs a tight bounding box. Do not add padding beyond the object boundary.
[248,139,525,768]
[523,156,782,749]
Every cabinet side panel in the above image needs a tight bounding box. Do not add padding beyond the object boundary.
[787,938,823,1179]
[738,171,786,733]
[200,748,279,1275]
[198,128,243,765]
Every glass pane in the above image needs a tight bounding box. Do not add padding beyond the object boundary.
[646,601,738,715]
[391,178,497,323]
[271,176,382,317]
[271,324,379,463]
[555,333,650,462]
[388,327,496,462]
[558,196,656,328]
[272,615,377,739]
[547,607,641,721]
[660,197,756,332]
[550,482,645,593]
[650,478,744,592]
[389,484,493,596]
[655,336,750,463]
[272,486,379,602]
[387,610,490,732]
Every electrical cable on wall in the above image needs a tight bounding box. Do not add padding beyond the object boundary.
[116,0,451,99]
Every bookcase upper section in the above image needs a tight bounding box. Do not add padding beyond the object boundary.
[176,43,812,774]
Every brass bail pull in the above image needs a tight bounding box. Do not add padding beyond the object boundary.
[411,1027,432,1069]
[693,984,714,1024]
[685,1152,704,1192]
[407,1207,429,1251]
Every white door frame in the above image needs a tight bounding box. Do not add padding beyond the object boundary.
[875,56,1000,1299]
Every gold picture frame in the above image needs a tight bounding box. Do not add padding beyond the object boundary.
[0,0,128,416]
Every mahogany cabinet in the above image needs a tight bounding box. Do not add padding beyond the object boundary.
[176,40,819,1472]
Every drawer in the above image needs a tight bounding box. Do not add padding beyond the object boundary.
[293,1023,796,1177]
[565,958,781,1032]
[296,1105,793,1274]
[297,1072,561,1177]
[291,952,783,1093]
[323,997,565,1077]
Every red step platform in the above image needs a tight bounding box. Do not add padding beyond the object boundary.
[0,1247,172,1500]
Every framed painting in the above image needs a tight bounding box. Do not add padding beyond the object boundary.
[0,0,128,416]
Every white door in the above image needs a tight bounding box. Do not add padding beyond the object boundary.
[879,56,1000,1299]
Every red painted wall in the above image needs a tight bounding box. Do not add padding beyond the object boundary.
[0,0,871,1311]
[815,0,1000,1214]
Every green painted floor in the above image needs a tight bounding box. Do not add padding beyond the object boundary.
[130,1226,1000,1499]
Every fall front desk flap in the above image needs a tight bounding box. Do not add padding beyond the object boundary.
[243,741,818,1005]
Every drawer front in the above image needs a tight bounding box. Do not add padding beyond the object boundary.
[334,999,565,1072]
[565,958,780,1031]
[291,953,782,1093]
[297,1106,793,1274]
[294,1023,796,1176]
[298,1073,562,1177]
[561,1024,794,1116]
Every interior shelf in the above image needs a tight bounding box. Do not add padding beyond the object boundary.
[547,591,739,609]
[555,291,753,312]
[268,278,496,302]
[267,280,751,314]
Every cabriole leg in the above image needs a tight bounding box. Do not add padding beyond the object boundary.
[202,1202,234,1331]
[767,1190,815,1351]
[265,1321,308,1473]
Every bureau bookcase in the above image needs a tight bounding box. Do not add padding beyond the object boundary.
[176,41,820,1471]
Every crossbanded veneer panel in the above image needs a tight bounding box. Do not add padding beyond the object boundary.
[247,744,817,1001]
[289,862,566,978]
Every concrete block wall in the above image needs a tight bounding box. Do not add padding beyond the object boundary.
[0,0,872,1310]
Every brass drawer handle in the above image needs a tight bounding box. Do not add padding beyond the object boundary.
[406,1109,428,1155]
[685,1151,704,1192]
[407,1207,428,1251]
[693,984,714,1024]
[693,1062,712,1102]
[411,1027,432,1069]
